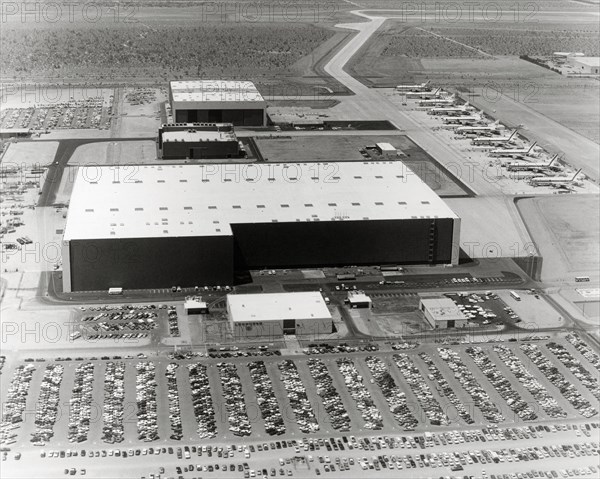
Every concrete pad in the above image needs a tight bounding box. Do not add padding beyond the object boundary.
[1,141,59,167]
[496,290,566,329]
[516,195,600,283]
[445,196,533,259]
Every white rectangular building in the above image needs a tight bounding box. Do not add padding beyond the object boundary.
[169,80,267,126]
[227,292,333,338]
[568,57,600,74]
[420,297,468,329]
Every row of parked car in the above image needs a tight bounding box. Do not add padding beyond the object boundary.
[167,307,180,337]
[208,350,281,359]
[391,342,419,351]
[466,346,538,421]
[336,358,383,430]
[438,347,505,423]
[87,320,156,333]
[307,358,351,431]
[418,352,475,424]
[394,353,450,426]
[87,332,149,341]
[303,343,379,355]
[493,345,566,418]
[365,356,417,431]
[565,333,600,370]
[68,363,95,443]
[546,342,600,401]
[165,363,183,440]
[520,343,597,418]
[217,362,252,437]
[187,363,217,439]
[83,304,160,312]
[0,364,35,446]
[82,310,158,322]
[136,362,159,442]
[277,360,319,434]
[31,364,64,445]
[101,362,126,444]
[248,361,285,436]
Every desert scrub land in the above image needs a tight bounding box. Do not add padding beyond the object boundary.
[382,25,600,58]
[0,23,334,81]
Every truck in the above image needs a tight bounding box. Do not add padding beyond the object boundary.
[108,287,123,295]
[510,291,521,301]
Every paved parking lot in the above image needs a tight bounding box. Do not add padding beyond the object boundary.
[2,334,598,459]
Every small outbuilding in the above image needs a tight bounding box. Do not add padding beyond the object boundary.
[419,297,467,329]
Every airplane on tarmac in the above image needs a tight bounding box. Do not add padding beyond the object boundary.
[471,130,518,147]
[428,103,472,115]
[396,80,431,92]
[441,112,485,125]
[504,154,561,172]
[528,168,583,188]
[489,141,539,158]
[455,120,503,135]
[405,88,442,99]
[418,94,456,106]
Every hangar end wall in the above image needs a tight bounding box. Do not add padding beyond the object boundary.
[66,236,232,292]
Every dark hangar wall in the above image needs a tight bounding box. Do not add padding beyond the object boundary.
[161,140,240,160]
[68,236,233,291]
[175,109,264,126]
[231,218,455,270]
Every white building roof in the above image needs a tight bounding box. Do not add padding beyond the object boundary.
[420,297,467,322]
[170,80,265,104]
[376,142,396,152]
[184,297,207,309]
[228,292,331,323]
[63,161,459,241]
[571,57,600,67]
[162,130,237,143]
[347,291,372,304]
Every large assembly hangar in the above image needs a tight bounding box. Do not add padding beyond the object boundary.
[228,292,333,338]
[61,161,461,292]
[169,80,267,126]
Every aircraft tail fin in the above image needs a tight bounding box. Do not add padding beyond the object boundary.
[527,141,537,153]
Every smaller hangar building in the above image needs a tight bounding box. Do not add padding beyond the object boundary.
[227,292,333,338]
[169,80,267,126]
[158,123,241,159]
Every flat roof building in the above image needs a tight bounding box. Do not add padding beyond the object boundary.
[169,80,267,126]
[568,57,600,74]
[419,297,468,329]
[347,291,372,308]
[61,161,460,292]
[227,292,332,338]
[157,123,241,159]
[376,142,396,153]
[184,296,209,314]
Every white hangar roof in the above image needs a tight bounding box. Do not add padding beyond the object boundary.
[63,161,459,241]
[170,80,265,104]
